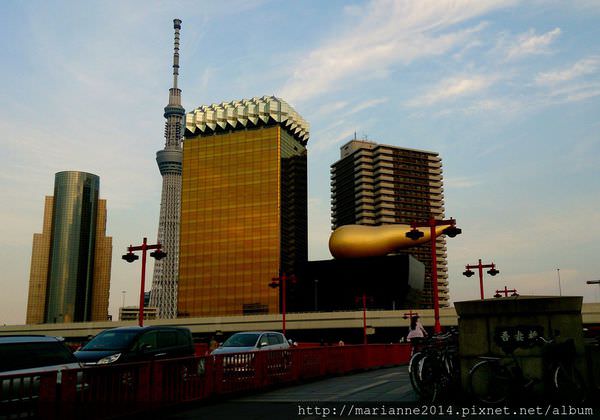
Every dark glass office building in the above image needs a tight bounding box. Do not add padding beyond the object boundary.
[26,171,112,324]
[179,96,309,317]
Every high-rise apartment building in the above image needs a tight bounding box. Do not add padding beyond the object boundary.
[26,171,112,324]
[331,140,448,307]
[150,19,184,319]
[179,96,309,317]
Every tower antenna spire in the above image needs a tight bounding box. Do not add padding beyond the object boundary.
[151,19,185,318]
[172,19,181,91]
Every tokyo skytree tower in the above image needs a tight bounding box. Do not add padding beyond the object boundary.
[150,19,184,318]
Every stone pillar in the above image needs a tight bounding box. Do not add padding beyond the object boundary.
[455,296,585,397]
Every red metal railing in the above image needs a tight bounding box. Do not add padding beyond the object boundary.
[1,344,411,419]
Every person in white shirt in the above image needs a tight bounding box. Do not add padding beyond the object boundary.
[406,316,428,342]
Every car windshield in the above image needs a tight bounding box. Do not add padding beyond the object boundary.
[81,330,139,351]
[222,333,260,348]
[0,342,76,372]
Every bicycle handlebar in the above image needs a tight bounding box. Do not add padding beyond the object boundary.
[537,336,554,344]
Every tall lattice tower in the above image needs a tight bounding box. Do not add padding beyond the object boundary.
[150,19,184,318]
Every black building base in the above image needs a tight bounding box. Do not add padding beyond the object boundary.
[288,254,424,312]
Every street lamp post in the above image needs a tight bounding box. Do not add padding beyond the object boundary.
[463,259,499,300]
[494,286,518,298]
[402,310,419,320]
[314,279,319,311]
[354,293,373,345]
[270,273,295,336]
[122,237,166,327]
[406,217,461,334]
[557,268,562,296]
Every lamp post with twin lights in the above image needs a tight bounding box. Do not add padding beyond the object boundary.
[402,310,419,320]
[122,237,166,327]
[269,273,296,336]
[406,217,461,334]
[494,286,518,298]
[463,259,499,300]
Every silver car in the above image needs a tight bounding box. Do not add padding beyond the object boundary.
[211,331,290,355]
[211,332,290,373]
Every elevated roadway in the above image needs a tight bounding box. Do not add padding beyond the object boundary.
[1,302,598,339]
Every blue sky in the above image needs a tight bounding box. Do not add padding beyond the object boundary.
[1,0,599,324]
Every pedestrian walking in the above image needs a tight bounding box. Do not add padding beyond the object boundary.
[406,316,427,342]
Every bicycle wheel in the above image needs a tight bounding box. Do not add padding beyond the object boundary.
[442,349,461,392]
[469,359,511,404]
[417,354,440,402]
[553,364,586,404]
[408,351,426,395]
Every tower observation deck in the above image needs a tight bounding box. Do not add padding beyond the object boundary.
[150,19,184,318]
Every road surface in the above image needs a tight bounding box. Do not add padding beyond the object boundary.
[163,366,416,419]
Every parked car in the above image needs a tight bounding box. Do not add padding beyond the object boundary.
[0,335,82,375]
[0,335,83,410]
[211,331,290,355]
[74,326,194,365]
[211,332,291,374]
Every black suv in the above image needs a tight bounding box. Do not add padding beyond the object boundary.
[74,326,194,365]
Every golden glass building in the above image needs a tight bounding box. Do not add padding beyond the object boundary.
[26,171,112,324]
[179,96,308,317]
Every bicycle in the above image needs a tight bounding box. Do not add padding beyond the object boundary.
[408,329,459,402]
[407,337,428,396]
[468,336,586,405]
[544,337,586,404]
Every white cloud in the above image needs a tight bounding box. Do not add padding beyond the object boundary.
[504,27,561,60]
[535,56,600,84]
[307,98,388,152]
[349,97,389,114]
[543,81,600,104]
[407,74,497,107]
[452,38,485,60]
[280,0,514,103]
[311,127,357,153]
[445,177,481,188]
[314,97,387,118]
[315,101,349,116]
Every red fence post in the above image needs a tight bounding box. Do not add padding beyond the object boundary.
[58,369,78,420]
[254,351,266,389]
[202,356,214,399]
[146,362,161,404]
[39,371,58,420]
[321,347,329,376]
[291,348,300,382]
[213,355,224,395]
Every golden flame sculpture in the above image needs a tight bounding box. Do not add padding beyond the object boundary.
[329,224,448,259]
